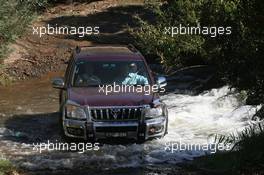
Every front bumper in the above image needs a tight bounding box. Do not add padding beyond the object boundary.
[63,117,167,141]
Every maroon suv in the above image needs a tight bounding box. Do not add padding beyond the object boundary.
[52,45,168,142]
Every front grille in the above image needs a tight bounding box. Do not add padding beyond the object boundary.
[89,107,143,121]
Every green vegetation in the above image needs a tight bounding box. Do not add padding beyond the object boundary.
[0,159,15,175]
[133,0,263,104]
[0,0,48,60]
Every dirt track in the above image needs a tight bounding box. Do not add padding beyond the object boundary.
[4,0,153,80]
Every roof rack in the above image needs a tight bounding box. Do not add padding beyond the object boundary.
[74,44,139,54]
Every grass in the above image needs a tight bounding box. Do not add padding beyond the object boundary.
[0,0,48,61]
[191,117,264,174]
[0,159,16,175]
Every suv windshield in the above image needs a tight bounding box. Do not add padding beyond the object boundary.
[72,60,151,87]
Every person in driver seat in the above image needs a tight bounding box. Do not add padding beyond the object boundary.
[122,63,148,85]
[76,63,101,85]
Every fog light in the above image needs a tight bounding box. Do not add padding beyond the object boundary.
[148,126,163,135]
[149,127,156,134]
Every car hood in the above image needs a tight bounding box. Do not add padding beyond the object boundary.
[68,87,155,106]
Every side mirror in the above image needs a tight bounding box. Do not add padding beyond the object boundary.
[156,76,167,89]
[52,78,65,89]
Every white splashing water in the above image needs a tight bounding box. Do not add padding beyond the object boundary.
[0,86,261,171]
[141,86,260,164]
[163,86,258,143]
[90,86,260,167]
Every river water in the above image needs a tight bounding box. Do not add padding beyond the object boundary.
[0,70,260,174]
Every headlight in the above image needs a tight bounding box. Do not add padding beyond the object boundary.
[66,104,86,119]
[145,106,163,118]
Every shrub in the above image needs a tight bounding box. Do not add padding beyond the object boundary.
[133,0,264,104]
[0,0,49,60]
[0,159,14,175]
[215,120,264,169]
